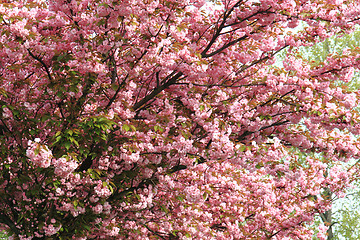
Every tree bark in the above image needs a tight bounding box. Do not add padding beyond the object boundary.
[320,188,333,240]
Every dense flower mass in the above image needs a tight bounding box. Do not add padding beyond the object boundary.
[1,0,360,239]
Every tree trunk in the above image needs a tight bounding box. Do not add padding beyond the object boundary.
[320,187,334,240]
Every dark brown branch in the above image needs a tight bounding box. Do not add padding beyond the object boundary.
[108,177,157,202]
[172,82,266,88]
[259,120,290,131]
[76,145,96,172]
[312,64,351,78]
[105,73,128,110]
[203,35,248,58]
[201,0,244,57]
[220,8,272,35]
[133,72,183,111]
[27,49,53,82]
[236,120,290,142]
[141,223,168,240]
[260,89,295,107]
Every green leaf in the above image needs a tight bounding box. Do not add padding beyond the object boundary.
[83,225,91,231]
[238,145,247,152]
[57,54,64,61]
[203,192,208,200]
[16,215,24,224]
[160,205,169,213]
[122,124,130,132]
[64,141,71,150]
[176,195,184,201]
[289,209,297,217]
[154,125,164,133]
[55,135,62,143]
[73,200,79,209]
[34,147,40,155]
[238,219,247,227]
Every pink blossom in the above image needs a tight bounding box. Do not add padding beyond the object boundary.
[26,140,52,168]
[93,204,103,214]
[53,157,78,178]
[94,182,112,198]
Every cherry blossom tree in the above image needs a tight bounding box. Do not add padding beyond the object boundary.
[1,0,360,239]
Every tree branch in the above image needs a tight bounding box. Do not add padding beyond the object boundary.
[0,213,20,236]
[132,72,183,111]
[27,49,53,82]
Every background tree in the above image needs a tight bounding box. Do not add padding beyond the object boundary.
[295,28,360,240]
[1,0,360,239]
[332,186,360,239]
